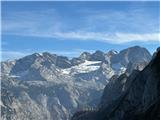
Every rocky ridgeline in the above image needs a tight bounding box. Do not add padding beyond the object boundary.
[1,46,152,120]
[71,47,160,120]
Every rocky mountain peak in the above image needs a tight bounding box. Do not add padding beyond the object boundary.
[90,50,105,61]
[71,48,160,120]
[79,52,91,60]
[107,50,118,58]
[55,55,72,68]
[42,52,56,57]
[10,53,42,75]
[111,46,151,67]
[94,50,104,55]
[1,46,154,120]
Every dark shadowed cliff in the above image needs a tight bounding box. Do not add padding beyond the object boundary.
[72,48,160,120]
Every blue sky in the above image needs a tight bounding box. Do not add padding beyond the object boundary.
[1,1,160,60]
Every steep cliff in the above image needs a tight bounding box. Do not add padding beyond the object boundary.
[72,48,160,120]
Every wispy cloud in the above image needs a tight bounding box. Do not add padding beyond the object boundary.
[48,32,160,44]
[2,5,160,44]
[3,31,159,44]
[2,9,63,34]
[83,8,159,33]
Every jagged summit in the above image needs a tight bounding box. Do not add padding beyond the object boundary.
[71,49,160,120]
[79,52,91,60]
[111,45,151,67]
[1,46,153,120]
[94,50,104,55]
[90,50,105,61]
[107,50,118,58]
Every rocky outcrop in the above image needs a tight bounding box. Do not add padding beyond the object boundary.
[90,50,105,61]
[72,48,159,120]
[1,46,152,120]
[79,52,91,61]
[111,46,151,67]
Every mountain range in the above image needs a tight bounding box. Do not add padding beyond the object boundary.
[1,46,152,120]
[71,48,160,120]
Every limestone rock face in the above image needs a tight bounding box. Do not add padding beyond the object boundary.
[111,46,151,67]
[1,46,152,120]
[71,48,159,120]
[79,52,91,61]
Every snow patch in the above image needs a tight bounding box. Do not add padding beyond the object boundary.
[61,60,101,75]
